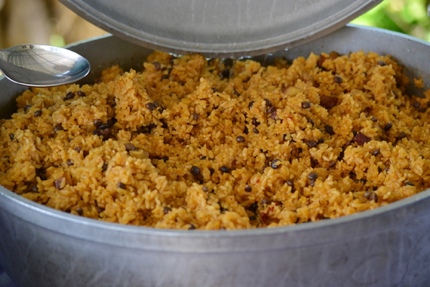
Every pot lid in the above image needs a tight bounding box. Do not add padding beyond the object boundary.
[60,0,382,57]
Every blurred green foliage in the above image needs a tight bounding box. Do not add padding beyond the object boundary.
[353,0,430,41]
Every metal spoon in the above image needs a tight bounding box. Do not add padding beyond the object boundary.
[0,44,90,87]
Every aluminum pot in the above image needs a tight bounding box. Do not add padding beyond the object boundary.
[0,25,430,287]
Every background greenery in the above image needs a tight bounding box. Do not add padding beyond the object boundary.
[354,0,430,41]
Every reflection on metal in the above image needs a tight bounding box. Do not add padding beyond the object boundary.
[0,44,90,86]
[60,0,382,57]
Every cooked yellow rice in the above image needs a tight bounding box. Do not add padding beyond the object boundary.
[0,50,429,230]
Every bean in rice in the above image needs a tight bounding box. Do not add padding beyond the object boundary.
[0,50,429,230]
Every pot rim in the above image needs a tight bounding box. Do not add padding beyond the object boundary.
[1,24,429,250]
[1,184,429,238]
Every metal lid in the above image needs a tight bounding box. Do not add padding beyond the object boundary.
[60,0,381,57]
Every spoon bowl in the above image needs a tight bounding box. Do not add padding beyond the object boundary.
[0,44,90,87]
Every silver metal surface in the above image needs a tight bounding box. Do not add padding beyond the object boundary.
[0,25,430,287]
[0,44,90,87]
[59,0,382,57]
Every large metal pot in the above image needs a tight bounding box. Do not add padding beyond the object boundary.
[0,25,430,287]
